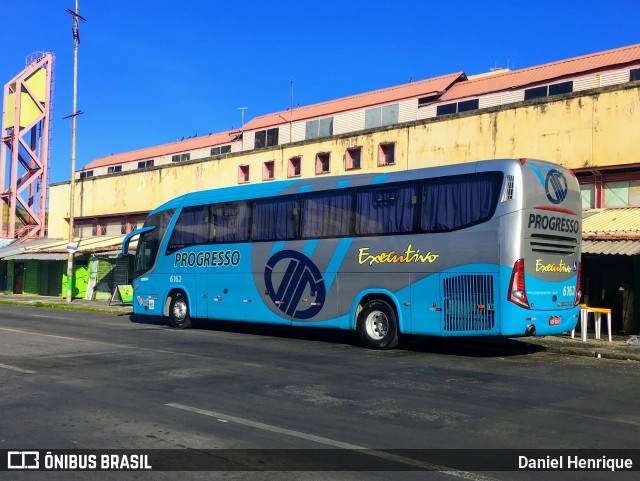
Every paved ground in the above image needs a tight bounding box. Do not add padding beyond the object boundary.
[1,293,639,362]
[1,304,639,480]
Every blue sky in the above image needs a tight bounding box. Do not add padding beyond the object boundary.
[1,0,638,184]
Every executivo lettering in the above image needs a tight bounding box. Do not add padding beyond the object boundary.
[358,244,439,266]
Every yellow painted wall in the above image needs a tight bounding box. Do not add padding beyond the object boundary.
[48,83,640,238]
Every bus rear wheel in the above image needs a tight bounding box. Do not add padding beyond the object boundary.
[357,299,399,350]
[169,293,192,329]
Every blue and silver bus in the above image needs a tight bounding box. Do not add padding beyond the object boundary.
[122,158,581,349]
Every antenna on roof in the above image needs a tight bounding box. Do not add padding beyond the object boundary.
[238,107,248,150]
[289,79,294,143]
[238,107,248,130]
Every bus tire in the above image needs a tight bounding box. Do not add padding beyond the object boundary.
[357,299,399,350]
[169,293,192,329]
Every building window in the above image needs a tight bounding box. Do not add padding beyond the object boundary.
[130,221,138,231]
[365,104,399,129]
[305,117,334,140]
[107,165,122,174]
[524,86,548,100]
[548,82,573,96]
[238,165,250,184]
[288,156,301,178]
[92,224,97,236]
[79,170,93,179]
[630,68,640,82]
[580,184,595,209]
[100,224,107,236]
[436,103,457,116]
[346,147,362,171]
[418,94,440,107]
[138,160,154,169]
[211,145,231,156]
[378,143,395,166]
[121,221,127,234]
[457,99,479,113]
[524,81,573,101]
[255,128,279,149]
[436,99,479,116]
[315,152,331,175]
[604,181,640,207]
[172,153,190,162]
[263,160,275,181]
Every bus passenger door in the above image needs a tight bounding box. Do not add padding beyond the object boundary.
[410,274,442,336]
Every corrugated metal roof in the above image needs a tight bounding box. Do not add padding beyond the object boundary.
[241,72,465,132]
[582,207,640,234]
[582,240,640,255]
[440,43,640,101]
[0,237,64,259]
[5,253,69,261]
[25,235,136,254]
[83,130,238,171]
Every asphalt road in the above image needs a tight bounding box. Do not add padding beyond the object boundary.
[0,305,638,481]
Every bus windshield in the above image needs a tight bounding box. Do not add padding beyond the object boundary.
[134,209,175,279]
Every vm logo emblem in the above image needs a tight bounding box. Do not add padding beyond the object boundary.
[545,169,568,204]
[264,250,326,320]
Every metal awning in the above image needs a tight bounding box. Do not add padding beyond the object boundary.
[0,238,65,260]
[25,235,137,254]
[4,252,69,261]
[582,208,640,235]
[582,240,640,256]
[581,208,640,255]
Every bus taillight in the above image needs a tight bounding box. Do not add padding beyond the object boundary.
[508,258,531,309]
[574,261,582,307]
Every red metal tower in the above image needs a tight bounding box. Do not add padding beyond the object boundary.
[0,52,54,241]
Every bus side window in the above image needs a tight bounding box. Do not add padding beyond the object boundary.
[253,197,299,241]
[301,191,353,238]
[211,201,251,243]
[168,205,211,250]
[421,173,502,232]
[356,183,418,235]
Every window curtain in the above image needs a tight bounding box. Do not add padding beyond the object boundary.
[301,191,352,238]
[253,198,298,241]
[169,206,210,246]
[212,202,251,242]
[422,175,499,232]
[356,184,417,235]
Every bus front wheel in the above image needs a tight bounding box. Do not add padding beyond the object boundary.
[357,299,399,349]
[169,293,192,329]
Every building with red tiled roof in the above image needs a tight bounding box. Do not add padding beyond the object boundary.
[32,42,640,314]
[75,42,640,179]
[241,71,465,132]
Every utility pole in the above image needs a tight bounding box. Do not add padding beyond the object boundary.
[65,0,86,302]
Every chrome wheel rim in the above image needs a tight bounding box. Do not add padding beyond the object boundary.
[365,310,388,340]
[172,299,187,322]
